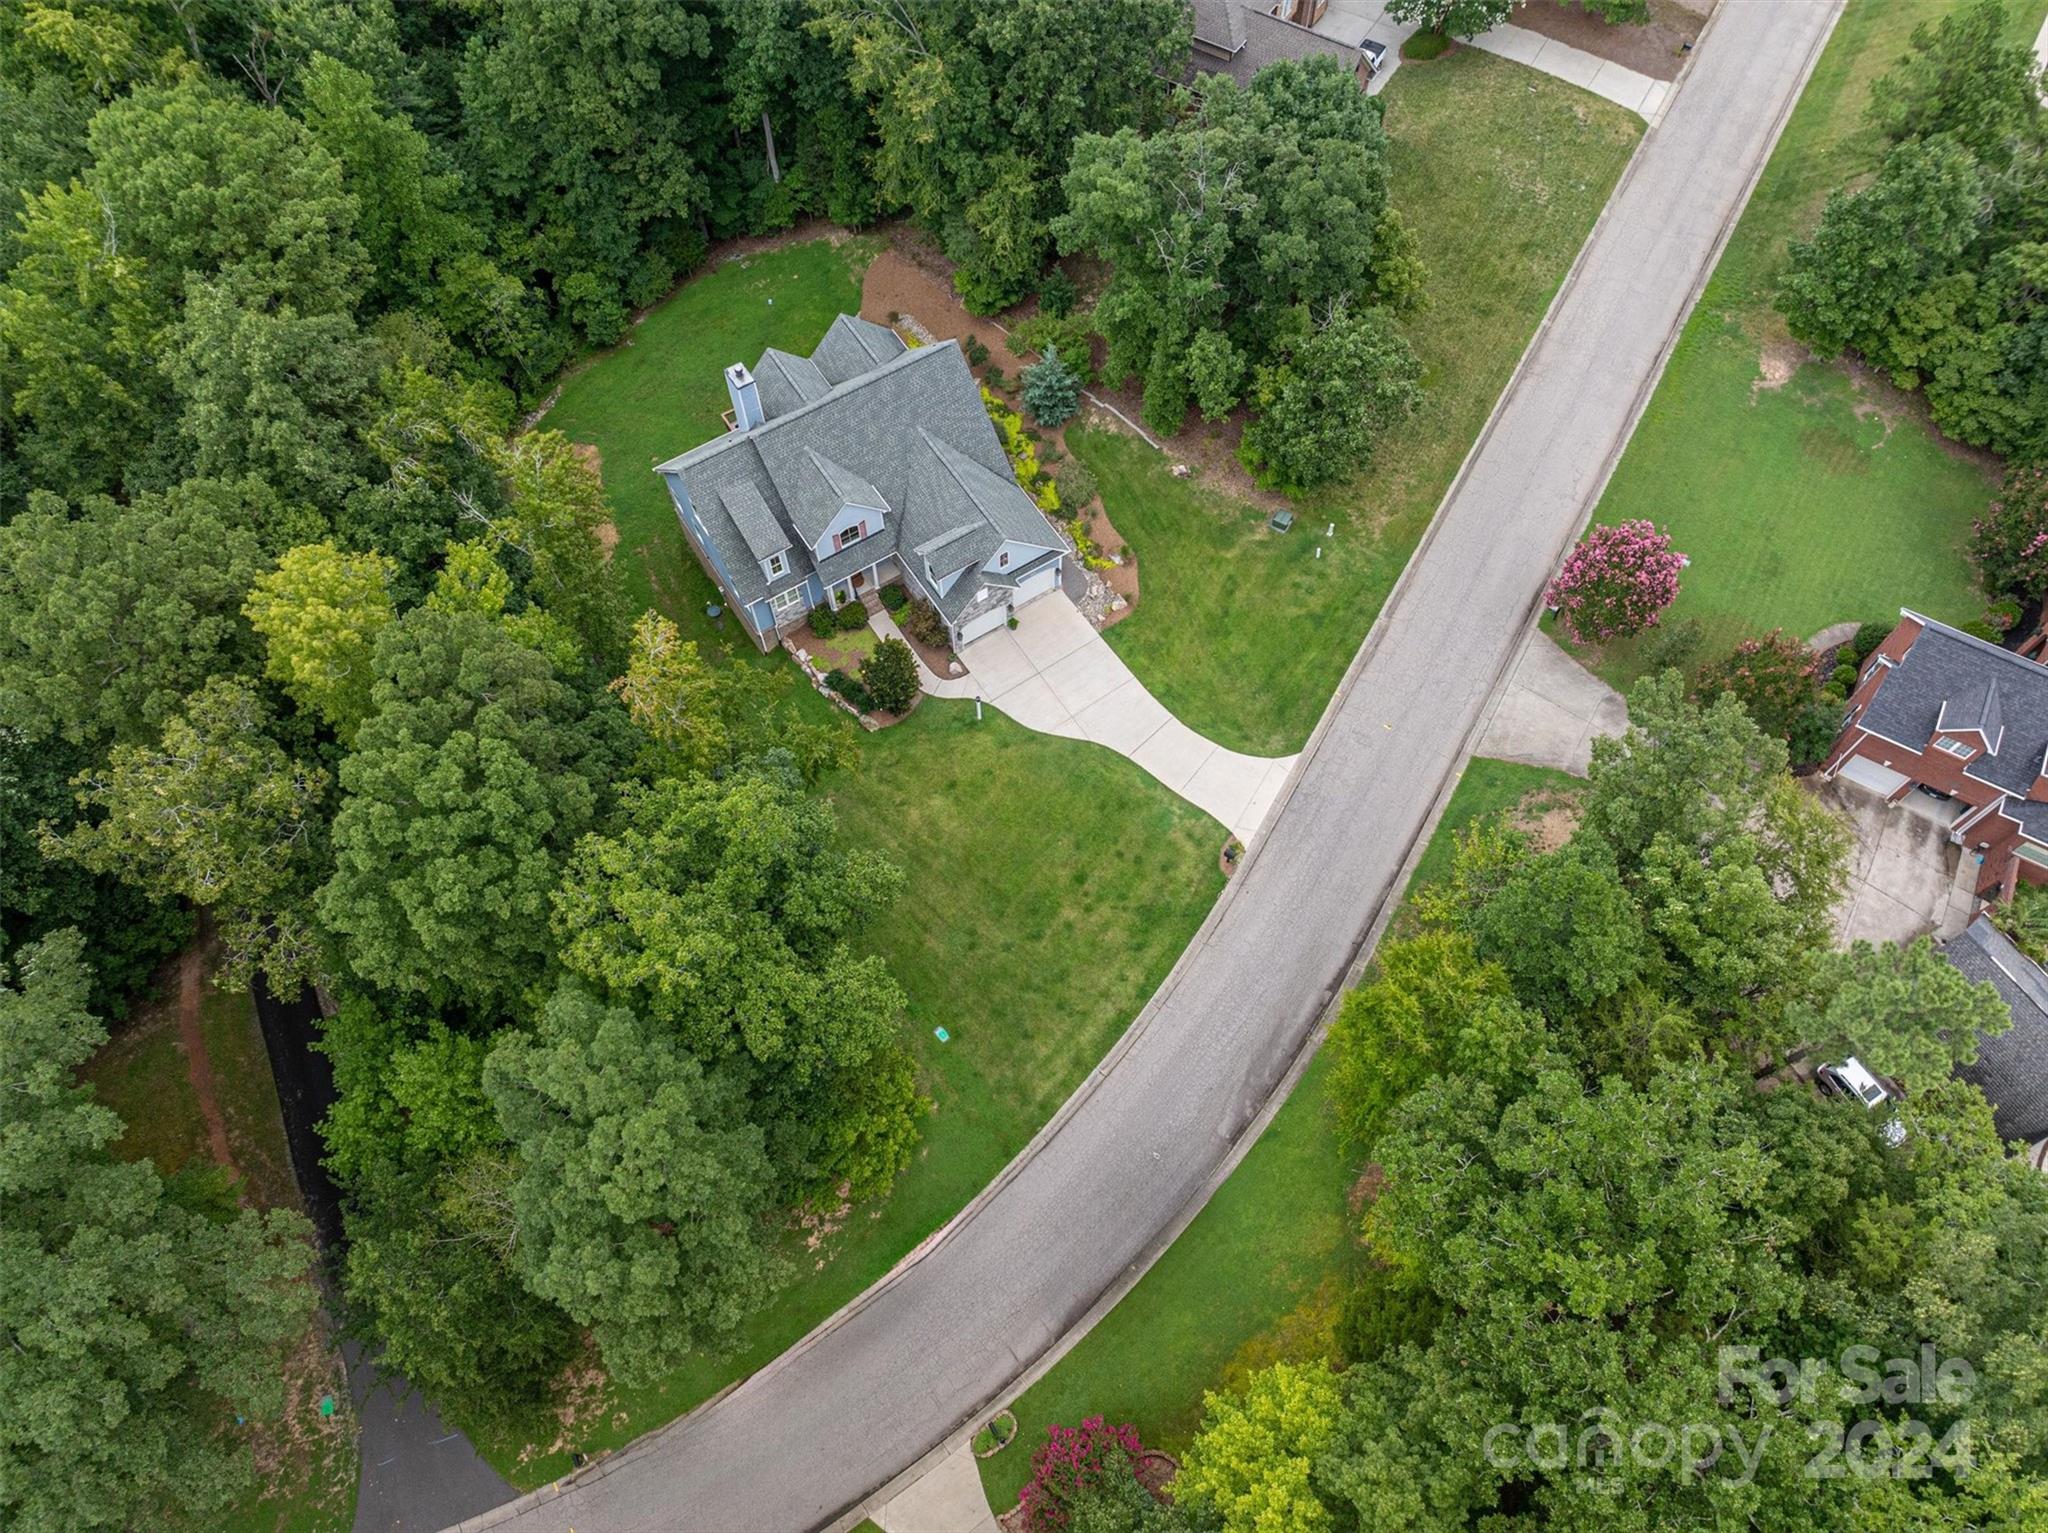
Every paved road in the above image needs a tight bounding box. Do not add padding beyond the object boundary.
[461,5,1841,1528]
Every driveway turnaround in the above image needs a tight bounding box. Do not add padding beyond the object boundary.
[455,5,1842,1530]
[1476,628,1627,777]
[909,596,1296,845]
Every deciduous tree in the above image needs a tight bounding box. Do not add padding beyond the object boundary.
[244,542,398,744]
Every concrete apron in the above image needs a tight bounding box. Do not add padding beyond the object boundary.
[946,595,1298,847]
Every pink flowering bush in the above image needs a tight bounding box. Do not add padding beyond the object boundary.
[1016,1416,1145,1531]
[1546,520,1685,645]
[1972,464,2048,601]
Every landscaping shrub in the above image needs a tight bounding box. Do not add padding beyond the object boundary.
[1830,662,1859,691]
[1636,615,1703,676]
[963,335,991,369]
[983,386,1062,512]
[1009,311,1096,383]
[861,637,919,713]
[822,668,873,711]
[1850,619,1897,665]
[834,601,870,634]
[1986,595,2024,634]
[1022,346,1082,426]
[879,583,910,614]
[1038,268,1078,318]
[1054,458,1100,512]
[1973,464,2048,602]
[903,598,949,649]
[1544,521,1686,645]
[1016,1416,1147,1532]
[1993,881,2048,965]
[807,602,836,639]
[1694,630,1819,739]
[1789,699,1846,770]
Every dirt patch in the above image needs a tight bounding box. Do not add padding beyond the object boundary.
[174,942,242,1186]
[1348,1165,1387,1216]
[1509,0,1705,82]
[527,1355,611,1465]
[1752,335,1802,398]
[1505,786,1585,853]
[246,1311,356,1514]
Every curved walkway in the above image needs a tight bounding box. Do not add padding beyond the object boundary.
[458,6,1841,1529]
[875,598,1296,845]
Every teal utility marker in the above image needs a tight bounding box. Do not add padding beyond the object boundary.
[933,1027,950,1043]
[318,1396,336,1418]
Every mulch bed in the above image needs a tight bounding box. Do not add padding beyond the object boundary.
[1509,0,1706,82]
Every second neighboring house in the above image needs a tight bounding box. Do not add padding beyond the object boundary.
[1942,915,2048,1168]
[654,314,1068,652]
[1823,610,2048,903]
[1190,0,1377,86]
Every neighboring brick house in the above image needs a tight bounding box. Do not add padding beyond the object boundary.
[654,315,1068,652]
[1189,0,1377,86]
[1822,610,2048,903]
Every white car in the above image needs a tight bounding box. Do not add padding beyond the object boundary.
[1816,1056,1907,1146]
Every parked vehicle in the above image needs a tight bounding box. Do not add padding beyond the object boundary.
[1816,1056,1907,1145]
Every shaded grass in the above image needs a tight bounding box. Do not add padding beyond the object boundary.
[977,756,1572,1513]
[482,701,1226,1484]
[1094,52,1642,755]
[1573,0,2048,686]
[538,237,872,648]
[79,956,358,1533]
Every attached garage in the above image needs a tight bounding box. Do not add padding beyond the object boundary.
[1837,753,1911,799]
[1011,561,1060,605]
[955,603,1011,646]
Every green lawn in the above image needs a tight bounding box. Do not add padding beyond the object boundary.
[538,236,873,647]
[976,756,1576,1514]
[479,700,1227,1485]
[1092,51,1643,756]
[80,958,358,1533]
[1571,0,2048,685]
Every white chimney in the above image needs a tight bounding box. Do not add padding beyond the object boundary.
[725,363,763,432]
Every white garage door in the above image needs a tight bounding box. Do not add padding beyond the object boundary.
[1838,753,1911,798]
[1012,562,1059,604]
[956,604,1010,645]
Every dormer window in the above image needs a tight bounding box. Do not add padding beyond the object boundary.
[836,521,866,551]
[767,551,787,577]
[1935,735,1975,758]
[998,551,1009,568]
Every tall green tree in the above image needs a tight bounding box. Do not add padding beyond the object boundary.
[1869,0,2041,164]
[551,763,920,1200]
[0,929,317,1533]
[317,609,633,1017]
[0,488,262,747]
[43,678,331,989]
[483,982,784,1386]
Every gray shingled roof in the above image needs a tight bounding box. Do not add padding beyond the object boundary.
[656,324,1061,615]
[754,348,830,419]
[1191,0,1246,52]
[1190,2,1356,86]
[719,481,789,563]
[1944,916,2048,1144]
[812,314,905,384]
[1861,613,2048,801]
[1938,677,2004,750]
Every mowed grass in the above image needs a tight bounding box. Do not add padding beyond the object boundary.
[538,236,871,645]
[1093,51,1643,756]
[1575,0,2048,684]
[484,701,1227,1485]
[977,756,1576,1514]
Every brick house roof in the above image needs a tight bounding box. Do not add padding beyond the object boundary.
[1943,915,2048,1145]
[1860,613,2048,800]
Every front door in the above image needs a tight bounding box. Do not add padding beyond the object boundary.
[852,568,868,591]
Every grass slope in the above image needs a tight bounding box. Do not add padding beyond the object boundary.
[1575,0,2048,684]
[483,700,1227,1485]
[537,236,870,647]
[976,757,1577,1516]
[1094,52,1642,755]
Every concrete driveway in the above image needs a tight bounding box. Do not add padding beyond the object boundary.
[952,596,1297,846]
[1816,778,1976,947]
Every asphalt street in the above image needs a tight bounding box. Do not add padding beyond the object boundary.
[458,4,1845,1527]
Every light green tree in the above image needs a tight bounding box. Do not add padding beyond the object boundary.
[244,542,397,743]
[42,678,330,989]
[1176,1362,1344,1533]
[1815,935,2011,1087]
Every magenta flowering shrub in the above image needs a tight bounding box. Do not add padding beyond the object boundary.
[1545,520,1685,645]
[1972,464,2048,601]
[1016,1415,1145,1531]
